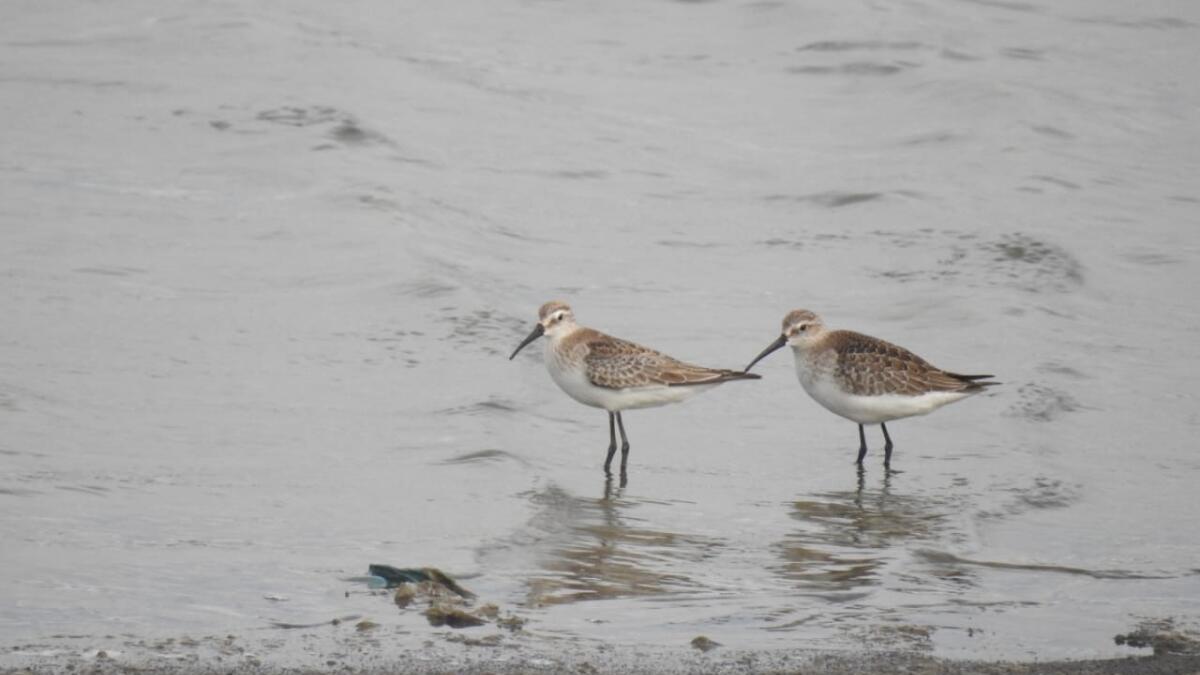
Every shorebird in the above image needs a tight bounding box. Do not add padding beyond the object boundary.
[509,301,760,476]
[744,310,997,468]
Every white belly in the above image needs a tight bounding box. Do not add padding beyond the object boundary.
[795,359,970,425]
[545,349,712,412]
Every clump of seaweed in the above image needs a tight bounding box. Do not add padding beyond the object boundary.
[1115,618,1200,655]
[365,563,526,633]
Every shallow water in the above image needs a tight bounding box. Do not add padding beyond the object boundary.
[2,0,1199,667]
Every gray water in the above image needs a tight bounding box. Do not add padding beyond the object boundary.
[2,0,1200,668]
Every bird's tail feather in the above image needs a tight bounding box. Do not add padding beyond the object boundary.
[947,372,1000,390]
[669,369,761,387]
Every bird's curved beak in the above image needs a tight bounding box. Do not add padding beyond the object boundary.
[509,323,545,360]
[744,334,787,372]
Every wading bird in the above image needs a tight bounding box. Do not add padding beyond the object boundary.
[511,301,760,477]
[745,309,997,468]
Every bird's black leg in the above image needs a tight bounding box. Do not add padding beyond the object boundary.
[615,412,631,479]
[604,412,617,474]
[855,424,868,465]
[881,423,894,468]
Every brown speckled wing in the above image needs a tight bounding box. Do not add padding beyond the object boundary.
[831,331,972,396]
[582,333,755,389]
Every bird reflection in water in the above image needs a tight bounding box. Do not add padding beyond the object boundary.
[522,477,721,607]
[776,468,958,595]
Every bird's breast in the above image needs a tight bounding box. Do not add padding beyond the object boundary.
[792,348,834,391]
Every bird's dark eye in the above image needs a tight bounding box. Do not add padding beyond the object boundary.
[798,324,807,332]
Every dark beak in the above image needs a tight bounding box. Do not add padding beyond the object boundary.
[744,334,787,372]
[509,323,545,360]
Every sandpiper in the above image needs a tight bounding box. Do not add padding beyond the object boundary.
[510,301,760,476]
[744,310,997,468]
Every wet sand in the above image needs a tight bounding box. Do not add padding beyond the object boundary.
[4,640,1200,675]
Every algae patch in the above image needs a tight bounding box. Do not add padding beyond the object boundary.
[1115,619,1200,655]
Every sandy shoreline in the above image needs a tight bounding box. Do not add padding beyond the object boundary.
[5,648,1200,675]
[5,617,1200,675]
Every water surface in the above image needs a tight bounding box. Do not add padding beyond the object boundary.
[1,0,1199,667]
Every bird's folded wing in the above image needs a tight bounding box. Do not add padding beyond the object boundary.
[583,337,735,389]
[835,334,969,396]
